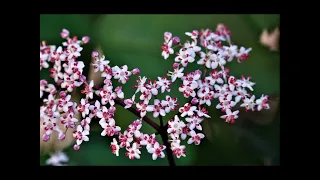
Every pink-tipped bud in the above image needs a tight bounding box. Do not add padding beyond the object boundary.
[73,144,80,151]
[132,68,140,75]
[192,30,199,37]
[58,132,66,140]
[109,106,116,113]
[115,86,122,93]
[164,32,172,41]
[172,36,180,44]
[172,63,179,69]
[59,91,66,98]
[80,75,86,82]
[191,98,199,105]
[60,29,69,39]
[40,80,47,86]
[82,36,90,44]
[42,134,50,142]
[195,69,202,76]
[92,51,99,58]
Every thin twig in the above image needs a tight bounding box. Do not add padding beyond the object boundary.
[114,98,161,132]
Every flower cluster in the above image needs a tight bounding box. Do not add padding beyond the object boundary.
[40,24,270,162]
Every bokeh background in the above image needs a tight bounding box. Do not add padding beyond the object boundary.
[40,14,280,166]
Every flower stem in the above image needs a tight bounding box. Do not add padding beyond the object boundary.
[114,98,161,133]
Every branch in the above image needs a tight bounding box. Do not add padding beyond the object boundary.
[114,98,161,132]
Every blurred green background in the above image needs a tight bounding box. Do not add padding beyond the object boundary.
[40,14,280,166]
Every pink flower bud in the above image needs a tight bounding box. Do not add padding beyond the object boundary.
[191,98,199,105]
[82,36,90,44]
[60,29,69,39]
[109,106,116,113]
[195,69,202,76]
[73,144,80,151]
[59,91,66,98]
[40,80,47,86]
[164,32,172,41]
[58,132,66,140]
[172,63,179,69]
[42,134,50,142]
[92,51,99,58]
[192,30,199,36]
[115,86,122,93]
[132,68,140,75]
[172,36,180,44]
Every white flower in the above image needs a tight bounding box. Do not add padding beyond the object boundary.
[88,100,101,118]
[179,103,197,117]
[157,76,171,93]
[167,67,184,82]
[80,117,91,131]
[171,143,186,158]
[205,70,224,85]
[187,131,205,145]
[134,76,147,93]
[227,76,238,91]
[179,80,197,98]
[115,86,124,99]
[58,95,73,113]
[41,117,58,136]
[81,80,94,99]
[163,95,178,113]
[256,95,270,111]
[185,116,203,131]
[46,152,69,166]
[221,109,239,124]
[92,55,110,72]
[110,138,120,156]
[67,43,83,59]
[161,40,174,60]
[99,87,116,106]
[112,65,132,84]
[237,76,255,91]
[167,115,186,134]
[60,113,78,129]
[197,87,214,106]
[119,131,134,148]
[214,84,231,98]
[184,40,201,52]
[77,98,90,118]
[73,125,89,145]
[185,30,199,39]
[209,32,225,41]
[240,95,256,111]
[197,51,214,68]
[125,143,141,160]
[148,142,166,160]
[216,94,236,112]
[40,53,49,70]
[210,53,226,69]
[221,45,238,62]
[236,47,252,63]
[175,48,195,67]
[40,80,47,98]
[136,101,148,117]
[146,99,166,118]
[100,119,121,136]
[124,96,135,109]
[233,87,249,103]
